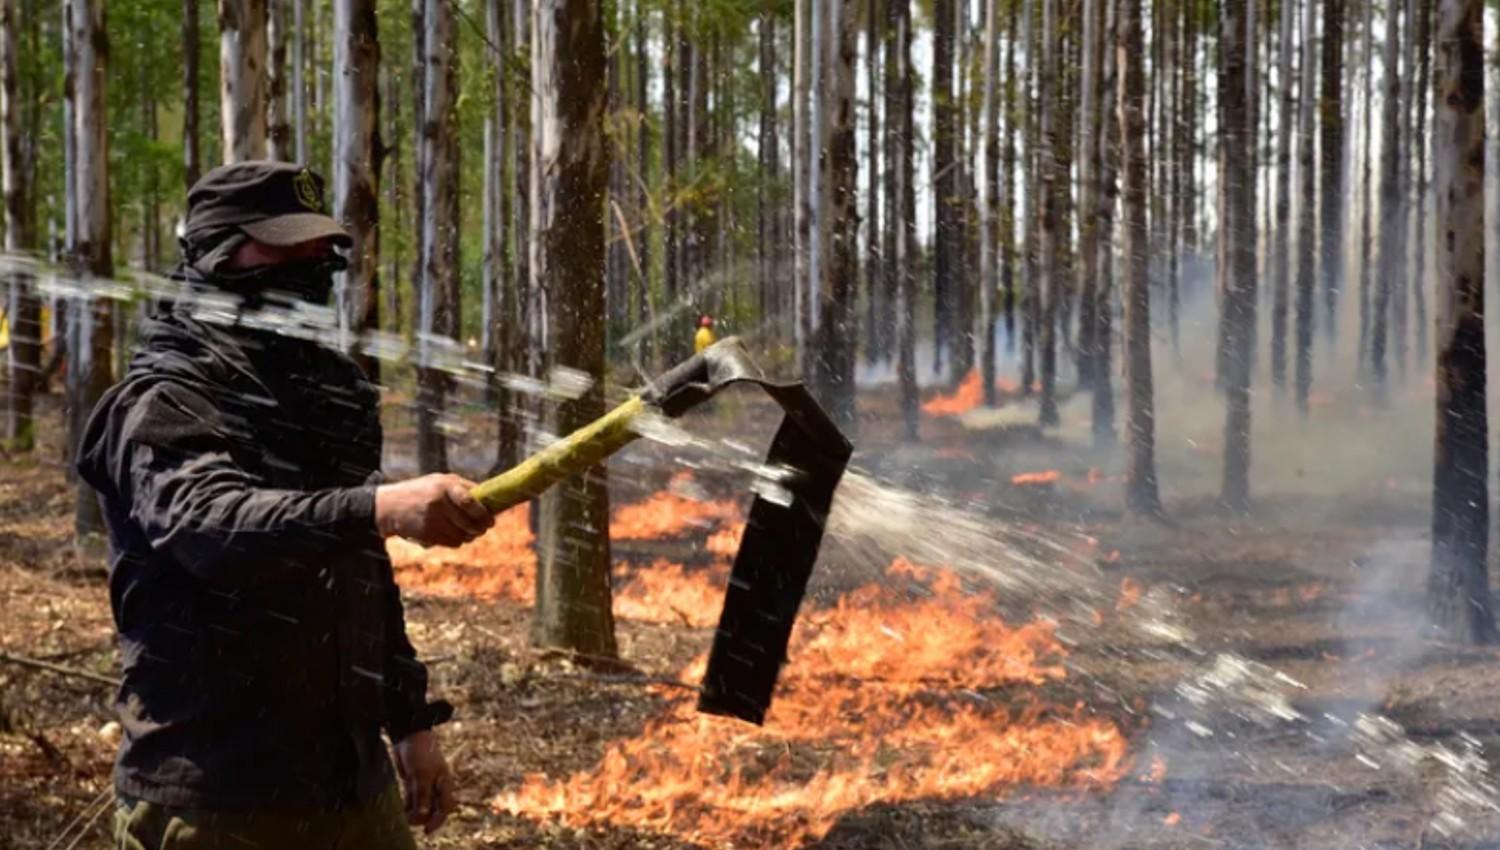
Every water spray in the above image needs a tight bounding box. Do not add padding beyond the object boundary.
[468,338,853,725]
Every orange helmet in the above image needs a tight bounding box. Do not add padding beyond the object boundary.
[699,315,714,328]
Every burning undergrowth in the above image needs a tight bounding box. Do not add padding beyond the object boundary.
[390,475,1132,847]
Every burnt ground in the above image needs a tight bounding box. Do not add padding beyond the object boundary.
[5,383,1500,850]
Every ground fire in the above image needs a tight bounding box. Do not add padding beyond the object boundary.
[390,486,1129,847]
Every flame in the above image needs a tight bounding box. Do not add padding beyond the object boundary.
[1140,755,1167,783]
[610,490,742,540]
[1164,812,1182,827]
[923,370,985,416]
[705,523,744,559]
[1012,470,1062,486]
[1116,577,1143,612]
[497,559,1129,846]
[614,559,729,628]
[388,504,537,602]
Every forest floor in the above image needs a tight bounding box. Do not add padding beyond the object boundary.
[5,380,1500,850]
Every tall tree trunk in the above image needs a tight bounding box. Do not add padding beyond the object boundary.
[513,0,535,382]
[951,0,975,385]
[383,64,401,333]
[1320,0,1345,344]
[892,0,917,440]
[633,0,652,369]
[266,0,291,160]
[806,0,824,376]
[1293,0,1318,414]
[1408,0,1429,366]
[1000,0,1017,355]
[332,0,379,377]
[864,0,882,366]
[1220,0,1257,511]
[604,10,627,345]
[1,0,39,451]
[293,0,306,162]
[1036,0,1060,427]
[1371,0,1402,398]
[1093,0,1117,444]
[792,0,807,367]
[1119,0,1157,516]
[1021,0,1038,393]
[813,0,857,430]
[530,0,616,658]
[758,2,774,345]
[1270,0,1296,392]
[978,0,1000,406]
[1428,0,1492,644]
[69,0,112,536]
[218,0,268,162]
[932,0,955,377]
[1357,0,1374,369]
[1075,0,1100,395]
[416,0,457,473]
[1174,0,1195,352]
[183,0,201,187]
[493,0,519,470]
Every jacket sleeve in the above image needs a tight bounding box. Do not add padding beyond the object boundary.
[381,560,453,741]
[117,381,379,586]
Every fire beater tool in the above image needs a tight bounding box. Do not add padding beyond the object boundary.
[468,339,854,725]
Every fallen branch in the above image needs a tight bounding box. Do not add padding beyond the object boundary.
[0,651,120,687]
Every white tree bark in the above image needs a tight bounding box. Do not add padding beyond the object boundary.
[267,0,291,160]
[218,0,268,162]
[332,0,378,362]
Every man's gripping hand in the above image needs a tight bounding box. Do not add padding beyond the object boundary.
[393,729,457,835]
[375,473,493,548]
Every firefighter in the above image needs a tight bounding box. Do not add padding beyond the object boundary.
[77,162,491,849]
[694,314,716,355]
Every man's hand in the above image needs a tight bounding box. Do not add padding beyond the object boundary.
[393,729,457,835]
[375,473,492,548]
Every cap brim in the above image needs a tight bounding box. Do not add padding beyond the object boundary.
[241,213,353,248]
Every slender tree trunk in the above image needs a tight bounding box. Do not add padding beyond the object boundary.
[332,0,379,377]
[514,0,535,381]
[758,3,773,343]
[1,0,39,451]
[69,0,112,536]
[530,0,616,658]
[979,0,1000,406]
[1093,0,1117,444]
[416,0,457,473]
[1428,0,1492,644]
[1220,0,1257,511]
[292,0,306,162]
[806,0,824,376]
[1371,0,1402,400]
[1270,0,1296,392]
[1407,0,1429,365]
[813,0,857,430]
[634,0,652,369]
[1075,0,1100,395]
[1174,0,1195,352]
[1293,0,1318,414]
[266,0,291,160]
[1037,0,1060,427]
[1020,0,1038,393]
[932,0,955,376]
[893,0,917,439]
[864,0,882,366]
[1357,0,1374,369]
[383,64,401,333]
[792,0,807,366]
[218,0,268,162]
[1000,0,1017,355]
[951,0,975,385]
[1119,0,1157,516]
[1320,0,1345,344]
[183,0,201,187]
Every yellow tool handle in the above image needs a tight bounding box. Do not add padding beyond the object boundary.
[469,396,648,514]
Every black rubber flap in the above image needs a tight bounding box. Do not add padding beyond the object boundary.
[641,340,854,725]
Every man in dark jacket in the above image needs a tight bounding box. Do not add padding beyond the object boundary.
[77,161,493,849]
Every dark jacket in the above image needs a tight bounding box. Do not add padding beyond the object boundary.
[77,307,449,810]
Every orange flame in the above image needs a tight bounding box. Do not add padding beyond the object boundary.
[614,560,729,628]
[610,490,742,540]
[1012,470,1063,486]
[496,559,1129,846]
[923,370,985,416]
[388,504,537,602]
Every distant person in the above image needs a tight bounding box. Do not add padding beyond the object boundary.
[695,314,716,355]
[76,161,493,849]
